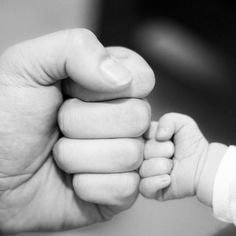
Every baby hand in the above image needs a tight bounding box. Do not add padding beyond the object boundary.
[139,113,209,200]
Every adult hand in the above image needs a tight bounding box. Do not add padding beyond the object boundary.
[0,29,155,234]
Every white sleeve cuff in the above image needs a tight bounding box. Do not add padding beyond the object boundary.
[213,145,236,223]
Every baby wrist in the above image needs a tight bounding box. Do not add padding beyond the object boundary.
[196,142,227,207]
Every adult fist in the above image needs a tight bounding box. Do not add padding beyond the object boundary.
[0,29,155,234]
[54,98,150,214]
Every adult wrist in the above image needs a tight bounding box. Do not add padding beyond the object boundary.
[196,142,227,207]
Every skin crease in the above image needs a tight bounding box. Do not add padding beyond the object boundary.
[140,114,210,200]
[0,29,155,234]
[140,114,228,211]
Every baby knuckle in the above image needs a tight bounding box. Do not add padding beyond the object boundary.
[157,159,167,171]
[161,113,173,122]
[161,159,173,173]
[178,113,196,125]
[144,140,154,158]
[53,138,69,171]
[167,160,174,171]
[166,141,175,156]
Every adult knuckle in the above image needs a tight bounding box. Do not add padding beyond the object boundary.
[125,139,144,170]
[72,174,87,198]
[65,28,97,48]
[58,98,77,135]
[139,179,150,197]
[129,99,151,136]
[53,138,68,170]
[78,28,96,42]
[72,174,79,189]
[120,173,140,199]
[0,46,14,63]
[141,67,156,97]
[1,44,21,60]
[0,44,26,73]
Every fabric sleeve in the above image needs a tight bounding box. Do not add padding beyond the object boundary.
[213,145,236,224]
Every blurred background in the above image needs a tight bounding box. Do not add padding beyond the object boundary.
[1,0,236,235]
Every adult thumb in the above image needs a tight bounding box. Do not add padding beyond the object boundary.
[0,29,132,92]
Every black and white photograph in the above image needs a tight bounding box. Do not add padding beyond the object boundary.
[0,1,236,235]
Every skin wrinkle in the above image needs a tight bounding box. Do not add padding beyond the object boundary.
[142,114,209,200]
[0,129,59,192]
[172,129,207,196]
[0,29,155,233]
[193,138,209,194]
[5,46,39,87]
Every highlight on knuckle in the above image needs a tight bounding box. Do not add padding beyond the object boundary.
[142,67,156,97]
[78,28,96,42]
[125,139,144,171]
[157,159,168,172]
[72,175,87,198]
[129,99,151,137]
[53,138,69,171]
[139,162,147,177]
[119,173,140,199]
[58,98,77,135]
[65,28,97,48]
[144,140,154,158]
[161,113,172,123]
[166,141,175,156]
[139,179,150,197]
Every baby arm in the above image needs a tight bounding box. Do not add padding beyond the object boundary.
[140,113,227,207]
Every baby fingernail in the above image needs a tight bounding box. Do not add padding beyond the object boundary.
[161,175,171,185]
[157,127,166,138]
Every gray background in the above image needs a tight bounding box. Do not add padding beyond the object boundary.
[1,0,235,235]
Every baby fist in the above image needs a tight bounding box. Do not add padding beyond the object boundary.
[140,113,209,201]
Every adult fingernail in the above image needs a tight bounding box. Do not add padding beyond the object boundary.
[100,57,132,88]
